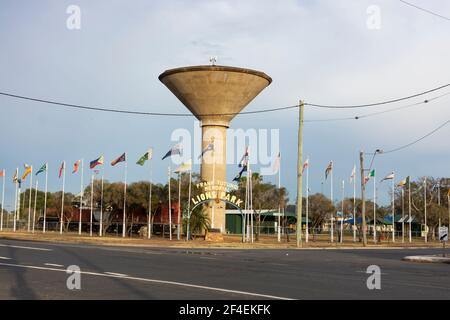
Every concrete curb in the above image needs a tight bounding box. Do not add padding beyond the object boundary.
[402,255,450,264]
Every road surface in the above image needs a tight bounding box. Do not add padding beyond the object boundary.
[0,238,449,299]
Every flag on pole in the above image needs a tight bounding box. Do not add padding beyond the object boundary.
[58,161,65,178]
[302,157,309,174]
[238,146,249,168]
[111,153,126,166]
[272,152,281,174]
[72,160,81,174]
[198,143,214,159]
[22,164,32,180]
[364,169,375,185]
[233,165,248,182]
[36,163,47,176]
[12,168,18,183]
[174,159,192,173]
[350,165,356,183]
[136,149,153,166]
[325,161,333,180]
[0,169,4,177]
[162,144,182,160]
[90,156,104,169]
[381,172,395,182]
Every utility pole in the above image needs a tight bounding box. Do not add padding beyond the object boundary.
[360,151,367,246]
[296,100,304,248]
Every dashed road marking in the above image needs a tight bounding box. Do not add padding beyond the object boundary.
[104,272,128,277]
[44,263,64,267]
[0,244,52,251]
[0,256,11,260]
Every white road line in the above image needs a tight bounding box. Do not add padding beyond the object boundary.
[0,244,52,251]
[0,256,11,260]
[44,263,64,267]
[104,272,128,277]
[0,262,293,300]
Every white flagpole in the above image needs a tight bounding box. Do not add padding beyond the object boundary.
[78,159,84,235]
[13,174,18,232]
[177,172,181,240]
[330,163,334,243]
[340,180,344,243]
[408,178,412,243]
[401,187,405,243]
[148,159,153,239]
[306,160,309,243]
[392,173,395,243]
[27,166,33,232]
[32,180,38,233]
[100,170,104,236]
[277,155,281,243]
[250,169,254,243]
[168,166,172,240]
[187,168,192,241]
[212,148,216,229]
[90,174,94,237]
[122,157,127,238]
[373,171,376,243]
[60,161,65,235]
[1,171,5,231]
[43,164,48,233]
[424,177,427,243]
[353,167,356,242]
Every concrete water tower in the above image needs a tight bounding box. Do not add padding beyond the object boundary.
[159,65,272,234]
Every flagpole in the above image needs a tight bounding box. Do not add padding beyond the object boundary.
[177,172,181,241]
[250,169,254,243]
[353,167,356,242]
[424,177,427,243]
[392,173,395,243]
[43,164,48,233]
[90,174,94,237]
[60,161,65,235]
[148,159,152,239]
[186,168,192,241]
[408,177,412,243]
[79,159,84,235]
[100,169,104,237]
[32,180,38,233]
[13,173,18,232]
[401,187,405,243]
[168,166,172,241]
[277,154,281,243]
[17,182,22,231]
[211,147,216,229]
[122,157,127,238]
[306,160,309,243]
[27,166,33,232]
[373,171,377,243]
[330,162,334,243]
[340,180,344,243]
[1,171,5,231]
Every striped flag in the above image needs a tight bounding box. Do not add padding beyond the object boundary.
[36,163,47,176]
[381,172,395,182]
[58,161,65,178]
[397,178,407,187]
[302,157,309,174]
[22,164,32,180]
[90,156,104,169]
[233,165,248,182]
[325,161,333,180]
[199,142,214,159]
[238,146,249,168]
[111,153,126,166]
[12,168,18,183]
[72,160,81,174]
[162,144,182,160]
[136,149,153,166]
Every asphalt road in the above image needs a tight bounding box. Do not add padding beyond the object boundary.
[0,238,449,300]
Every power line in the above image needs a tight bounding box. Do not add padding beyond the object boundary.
[304,84,450,109]
[399,0,450,21]
[0,91,297,117]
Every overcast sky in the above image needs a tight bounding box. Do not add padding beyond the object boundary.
[1,0,449,210]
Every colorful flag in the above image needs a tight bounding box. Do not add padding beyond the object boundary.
[111,153,126,166]
[136,149,153,166]
[36,163,47,176]
[17,178,22,188]
[238,146,249,168]
[350,165,356,183]
[325,161,333,180]
[12,168,18,183]
[174,159,192,173]
[233,165,248,182]
[302,157,309,174]
[162,144,182,160]
[22,164,32,180]
[381,172,395,182]
[0,169,4,177]
[364,169,375,185]
[272,152,281,175]
[198,143,214,159]
[72,160,81,174]
[58,161,65,178]
[397,178,407,187]
[90,156,104,169]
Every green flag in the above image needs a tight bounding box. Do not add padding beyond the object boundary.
[136,149,153,166]
[35,163,47,176]
[369,169,375,177]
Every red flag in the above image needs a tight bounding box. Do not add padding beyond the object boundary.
[58,161,65,178]
[0,169,5,177]
[111,153,126,166]
[72,160,81,174]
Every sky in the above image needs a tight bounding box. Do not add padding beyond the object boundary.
[0,0,449,211]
